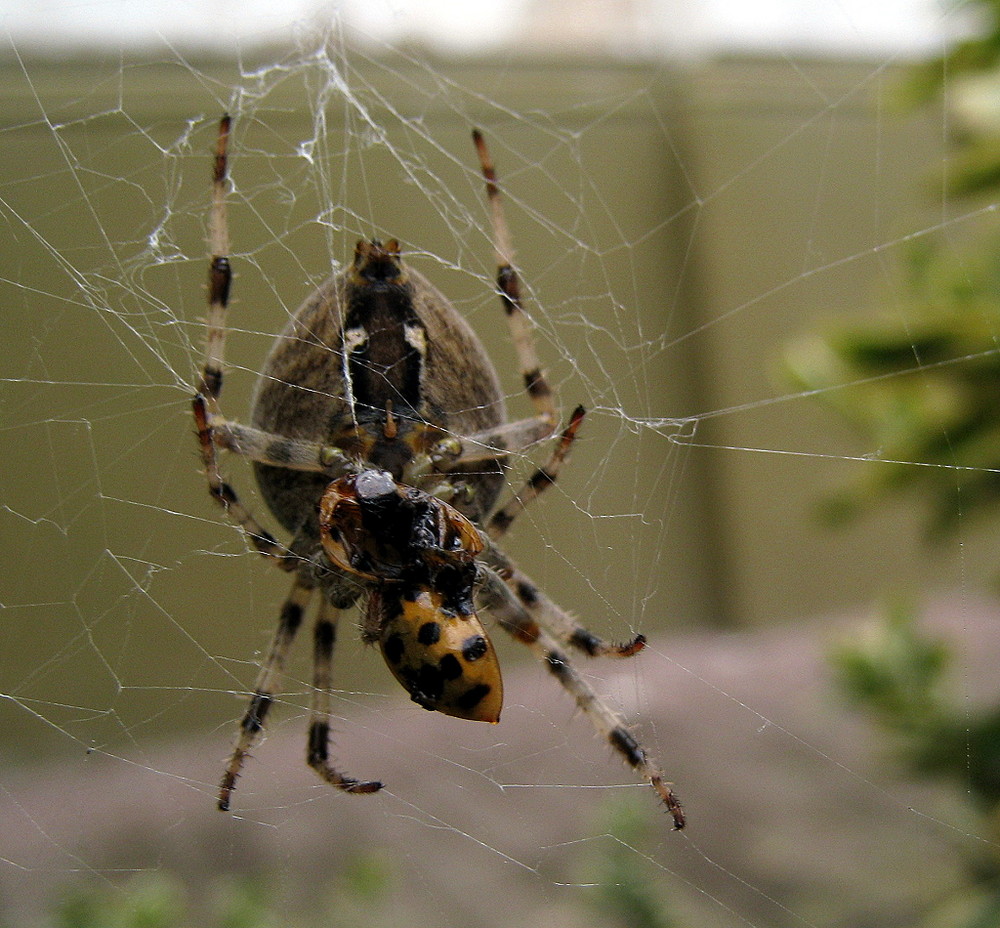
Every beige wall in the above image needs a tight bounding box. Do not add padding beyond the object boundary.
[0,51,964,750]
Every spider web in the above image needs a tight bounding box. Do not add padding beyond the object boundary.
[2,7,996,927]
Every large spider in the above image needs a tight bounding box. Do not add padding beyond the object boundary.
[192,116,684,829]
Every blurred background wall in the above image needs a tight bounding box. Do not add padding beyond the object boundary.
[4,2,991,926]
[3,43,955,739]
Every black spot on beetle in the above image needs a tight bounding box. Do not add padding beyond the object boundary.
[455,683,491,711]
[414,664,444,703]
[439,653,463,680]
[383,633,405,665]
[433,563,477,617]
[417,621,441,645]
[461,635,488,662]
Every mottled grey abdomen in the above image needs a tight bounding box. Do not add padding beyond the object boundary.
[250,265,508,537]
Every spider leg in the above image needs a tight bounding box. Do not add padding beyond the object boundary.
[474,407,644,659]
[189,117,298,569]
[486,547,645,659]
[485,404,585,539]
[306,597,383,794]
[204,412,353,477]
[198,114,232,408]
[477,567,684,829]
[470,138,639,646]
[193,395,297,569]
[434,416,557,467]
[473,129,557,433]
[218,573,313,810]
[429,406,581,523]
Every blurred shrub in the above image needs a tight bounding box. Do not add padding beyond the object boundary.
[43,851,395,928]
[787,2,1000,924]
[785,239,1000,535]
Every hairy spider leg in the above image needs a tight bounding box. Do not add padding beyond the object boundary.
[193,394,296,570]
[437,418,556,467]
[476,406,645,660]
[201,414,353,477]
[191,117,299,570]
[477,568,685,830]
[473,129,558,432]
[486,545,646,661]
[196,116,381,810]
[198,113,231,408]
[486,404,585,538]
[307,598,383,794]
[193,114,353,482]
[410,132,576,482]
[218,575,313,810]
[469,135,642,658]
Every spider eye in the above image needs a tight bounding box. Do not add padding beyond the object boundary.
[352,239,405,283]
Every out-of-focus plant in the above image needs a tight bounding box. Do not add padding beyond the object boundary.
[905,0,1000,198]
[52,873,185,928]
[785,239,1000,535]
[786,2,1000,925]
[42,852,396,928]
[578,800,676,928]
[784,1,1000,536]
[830,599,1000,926]
[830,598,1000,803]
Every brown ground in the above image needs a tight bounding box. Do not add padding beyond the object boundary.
[3,595,993,927]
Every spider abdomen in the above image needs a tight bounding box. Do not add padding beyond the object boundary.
[250,242,508,533]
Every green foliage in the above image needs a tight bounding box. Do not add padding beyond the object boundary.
[42,853,396,928]
[53,875,187,928]
[789,3,1000,923]
[784,239,1000,535]
[832,597,950,734]
[902,0,1000,198]
[832,602,1000,926]
[831,598,1000,809]
[785,0,1000,535]
[580,800,676,928]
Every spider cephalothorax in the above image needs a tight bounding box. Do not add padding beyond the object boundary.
[192,116,685,828]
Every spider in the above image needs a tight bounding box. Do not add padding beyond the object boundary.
[192,115,684,829]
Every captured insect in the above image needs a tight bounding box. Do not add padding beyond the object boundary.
[192,116,685,828]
